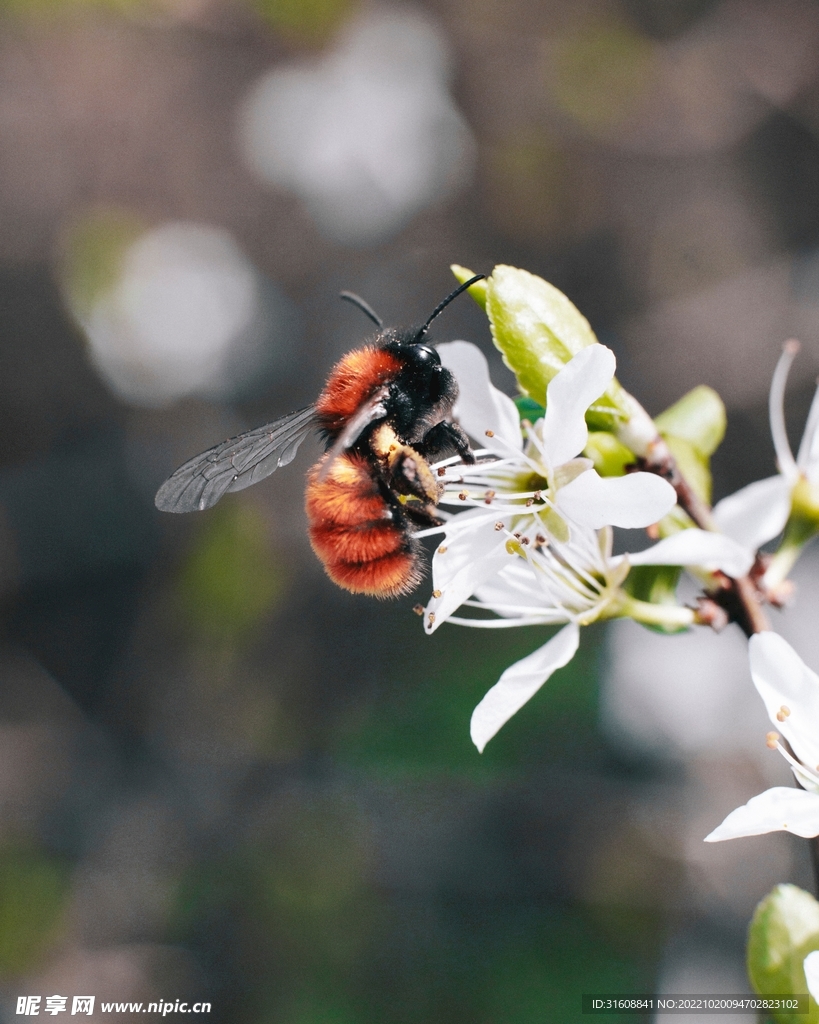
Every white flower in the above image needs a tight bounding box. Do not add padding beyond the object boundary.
[804,951,819,1002]
[713,340,819,552]
[705,632,819,842]
[425,341,752,752]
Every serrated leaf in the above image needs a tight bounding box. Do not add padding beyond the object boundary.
[584,432,634,478]
[485,265,598,402]
[451,264,488,309]
[747,884,819,1024]
[655,385,726,457]
[663,434,712,504]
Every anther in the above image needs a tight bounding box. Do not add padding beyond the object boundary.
[533,490,542,501]
[776,705,791,722]
[535,534,547,546]
[438,545,448,554]
[783,338,801,356]
[513,532,521,539]
[437,467,447,477]
[427,612,436,627]
[459,492,468,501]
[521,536,530,545]
[432,589,442,599]
[412,604,424,616]
[494,522,504,531]
[525,498,534,507]
[485,429,495,437]
[766,731,780,749]
[484,490,495,504]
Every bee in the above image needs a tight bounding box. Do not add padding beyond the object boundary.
[154,275,484,598]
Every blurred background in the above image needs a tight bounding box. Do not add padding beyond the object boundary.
[2,0,819,1020]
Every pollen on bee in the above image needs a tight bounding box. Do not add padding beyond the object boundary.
[485,429,494,437]
[428,612,435,627]
[766,731,780,749]
[776,705,791,721]
[494,521,504,531]
[438,545,448,554]
[432,589,442,599]
[412,603,424,615]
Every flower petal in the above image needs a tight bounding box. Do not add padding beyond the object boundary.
[556,469,676,529]
[426,513,514,633]
[750,632,819,771]
[625,529,754,577]
[798,382,819,480]
[437,341,523,452]
[804,951,819,1003]
[541,345,615,468]
[712,475,791,551]
[470,622,580,752]
[704,786,819,841]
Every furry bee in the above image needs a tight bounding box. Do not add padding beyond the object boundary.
[154,276,483,597]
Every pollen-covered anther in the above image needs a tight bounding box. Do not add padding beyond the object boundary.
[513,532,521,539]
[485,429,494,437]
[458,492,468,500]
[428,612,436,627]
[437,467,446,477]
[412,603,424,616]
[535,534,547,546]
[438,545,448,554]
[533,490,542,501]
[766,731,781,749]
[494,522,504,531]
[525,498,534,507]
[776,705,791,722]
[432,589,442,599]
[484,490,495,504]
[521,537,530,545]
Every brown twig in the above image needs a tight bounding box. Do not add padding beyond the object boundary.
[638,437,770,637]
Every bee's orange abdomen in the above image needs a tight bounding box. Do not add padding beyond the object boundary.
[305,453,421,598]
[315,346,402,434]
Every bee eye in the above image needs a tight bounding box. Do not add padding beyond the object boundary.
[412,344,440,366]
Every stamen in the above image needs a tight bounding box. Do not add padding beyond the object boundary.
[412,604,424,616]
[437,467,446,476]
[438,545,447,554]
[484,490,495,504]
[458,492,468,500]
[525,498,534,507]
[485,429,495,437]
[494,522,505,531]
[427,612,436,627]
[432,589,442,599]
[766,731,780,749]
[776,705,791,722]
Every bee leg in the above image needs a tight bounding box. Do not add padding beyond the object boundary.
[402,502,443,528]
[386,444,442,503]
[416,421,475,464]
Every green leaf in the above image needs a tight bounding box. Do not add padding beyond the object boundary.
[514,394,546,423]
[655,386,726,457]
[450,264,488,310]
[584,432,634,477]
[485,265,598,403]
[747,884,819,1024]
[663,434,712,504]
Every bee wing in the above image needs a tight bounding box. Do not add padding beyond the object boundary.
[317,387,389,480]
[155,405,317,513]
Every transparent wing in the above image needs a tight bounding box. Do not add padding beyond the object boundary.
[155,405,317,513]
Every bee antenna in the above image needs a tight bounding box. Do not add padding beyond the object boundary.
[339,291,383,329]
[414,275,486,343]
